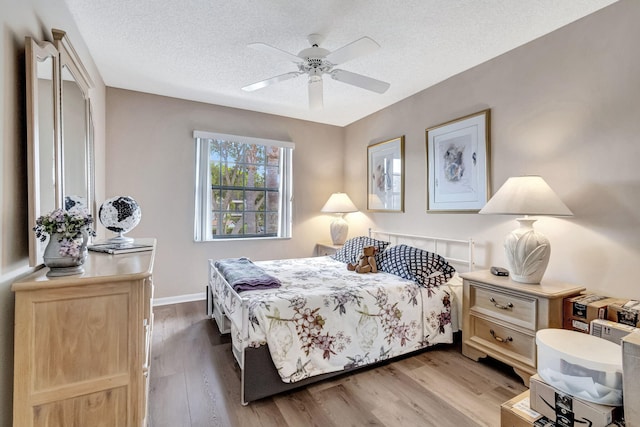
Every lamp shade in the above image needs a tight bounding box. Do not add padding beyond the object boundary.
[479,176,572,284]
[321,193,358,213]
[479,176,573,216]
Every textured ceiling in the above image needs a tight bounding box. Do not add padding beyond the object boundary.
[63,0,618,126]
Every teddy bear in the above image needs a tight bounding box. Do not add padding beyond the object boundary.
[347,245,378,273]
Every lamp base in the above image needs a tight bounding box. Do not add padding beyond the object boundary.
[329,215,349,245]
[504,218,550,284]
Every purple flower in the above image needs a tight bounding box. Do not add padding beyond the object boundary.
[33,207,96,257]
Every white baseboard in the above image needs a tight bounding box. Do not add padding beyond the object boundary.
[153,292,206,307]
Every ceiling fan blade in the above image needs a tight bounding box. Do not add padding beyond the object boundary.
[308,78,323,110]
[331,69,390,94]
[247,42,302,63]
[242,72,302,92]
[325,36,380,65]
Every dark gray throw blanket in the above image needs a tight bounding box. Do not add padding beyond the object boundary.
[214,257,281,292]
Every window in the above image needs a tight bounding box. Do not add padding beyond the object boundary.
[194,131,293,240]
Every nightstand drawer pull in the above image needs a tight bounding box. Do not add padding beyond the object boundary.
[489,297,513,310]
[490,329,513,343]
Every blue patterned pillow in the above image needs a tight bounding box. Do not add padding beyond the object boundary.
[378,244,455,287]
[376,245,414,280]
[331,236,390,264]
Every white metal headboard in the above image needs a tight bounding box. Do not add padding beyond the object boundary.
[369,229,475,272]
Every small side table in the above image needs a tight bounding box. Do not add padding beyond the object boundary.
[461,270,584,385]
[315,242,342,257]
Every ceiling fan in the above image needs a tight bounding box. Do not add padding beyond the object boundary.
[241,34,390,109]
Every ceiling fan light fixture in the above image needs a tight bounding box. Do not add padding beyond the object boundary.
[300,59,331,76]
[309,78,323,110]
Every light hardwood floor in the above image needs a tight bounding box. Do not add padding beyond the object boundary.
[149,301,527,427]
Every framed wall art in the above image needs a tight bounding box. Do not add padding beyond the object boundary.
[367,136,404,212]
[425,109,491,212]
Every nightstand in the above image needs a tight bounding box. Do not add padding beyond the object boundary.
[461,270,584,386]
[315,242,342,256]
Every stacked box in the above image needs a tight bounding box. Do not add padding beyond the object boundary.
[501,390,543,427]
[563,294,622,333]
[533,418,624,426]
[590,318,638,344]
[607,300,640,328]
[529,374,622,427]
[622,332,640,427]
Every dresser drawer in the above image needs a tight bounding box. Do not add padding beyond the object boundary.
[469,282,537,330]
[470,316,536,368]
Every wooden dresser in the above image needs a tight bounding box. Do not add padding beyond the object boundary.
[12,240,155,427]
[460,270,584,386]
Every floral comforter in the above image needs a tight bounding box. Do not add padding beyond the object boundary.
[216,256,454,383]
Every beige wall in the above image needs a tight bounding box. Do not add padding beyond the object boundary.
[0,0,106,425]
[345,0,640,299]
[105,1,640,303]
[105,89,344,299]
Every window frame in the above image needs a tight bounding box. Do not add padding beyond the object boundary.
[193,131,293,241]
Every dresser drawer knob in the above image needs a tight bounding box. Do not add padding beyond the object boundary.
[490,329,513,343]
[490,297,513,310]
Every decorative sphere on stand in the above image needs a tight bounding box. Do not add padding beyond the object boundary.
[98,196,141,244]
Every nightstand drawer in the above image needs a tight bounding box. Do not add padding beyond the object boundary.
[470,316,536,367]
[470,283,537,330]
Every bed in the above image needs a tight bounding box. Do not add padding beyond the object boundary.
[206,230,475,404]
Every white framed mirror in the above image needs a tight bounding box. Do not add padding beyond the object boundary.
[26,37,61,266]
[26,31,96,267]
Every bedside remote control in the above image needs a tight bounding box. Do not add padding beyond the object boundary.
[490,266,509,276]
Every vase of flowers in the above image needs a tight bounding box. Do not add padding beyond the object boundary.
[34,208,96,277]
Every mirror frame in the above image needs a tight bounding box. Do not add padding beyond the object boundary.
[26,31,96,267]
[26,37,61,266]
[53,29,95,219]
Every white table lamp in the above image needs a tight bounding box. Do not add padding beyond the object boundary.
[479,176,573,284]
[321,192,358,245]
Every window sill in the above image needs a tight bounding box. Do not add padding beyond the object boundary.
[195,236,292,243]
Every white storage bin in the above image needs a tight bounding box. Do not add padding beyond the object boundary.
[536,328,623,406]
